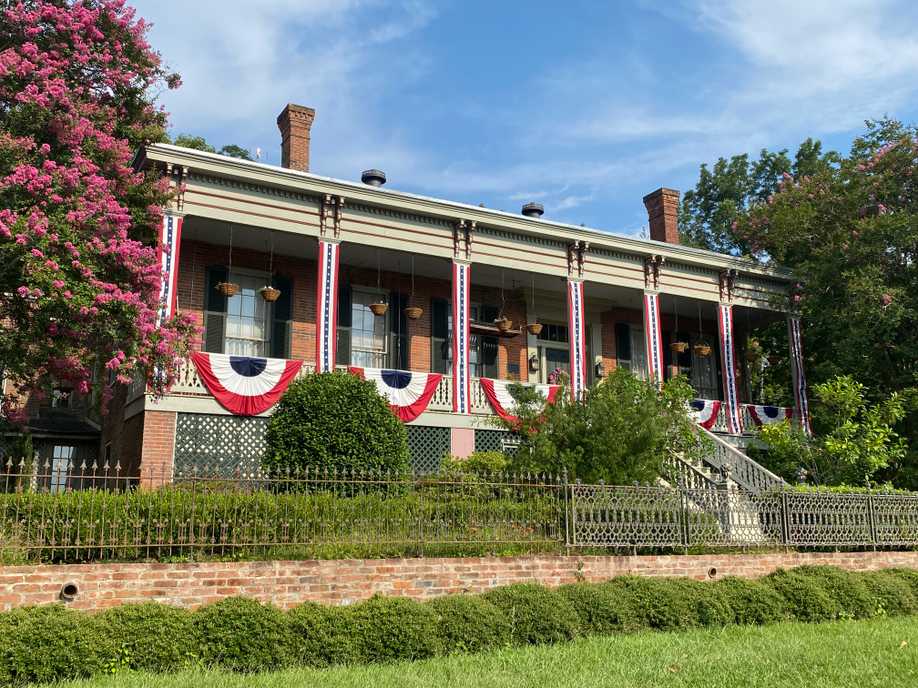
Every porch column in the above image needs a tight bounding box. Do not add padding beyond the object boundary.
[156,211,183,327]
[451,259,471,414]
[567,278,587,400]
[717,303,743,434]
[315,238,340,372]
[642,291,664,386]
[788,316,812,436]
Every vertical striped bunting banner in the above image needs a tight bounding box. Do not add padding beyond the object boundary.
[717,303,743,434]
[788,316,812,436]
[315,239,340,373]
[452,261,471,413]
[567,279,587,400]
[643,291,664,385]
[156,213,183,326]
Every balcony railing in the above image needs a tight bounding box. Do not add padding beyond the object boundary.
[131,358,493,415]
[130,358,783,434]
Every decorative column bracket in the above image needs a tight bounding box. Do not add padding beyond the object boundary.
[453,219,474,260]
[719,268,738,302]
[165,162,188,212]
[320,194,345,239]
[643,254,664,290]
[567,241,589,278]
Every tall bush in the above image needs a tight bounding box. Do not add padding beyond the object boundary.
[263,372,409,475]
[193,597,293,672]
[505,368,698,486]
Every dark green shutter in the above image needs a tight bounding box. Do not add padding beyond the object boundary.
[204,266,228,353]
[389,292,409,370]
[615,322,631,362]
[479,305,500,378]
[431,298,449,373]
[335,280,352,366]
[270,275,292,359]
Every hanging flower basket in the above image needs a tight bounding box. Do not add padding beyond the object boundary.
[495,316,512,332]
[693,342,712,357]
[370,301,388,316]
[527,322,543,336]
[215,282,240,297]
[404,306,423,320]
[259,286,281,302]
[670,341,689,353]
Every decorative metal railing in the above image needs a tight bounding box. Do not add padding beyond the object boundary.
[695,425,785,494]
[2,458,917,563]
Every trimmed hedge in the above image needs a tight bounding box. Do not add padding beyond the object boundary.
[4,566,918,684]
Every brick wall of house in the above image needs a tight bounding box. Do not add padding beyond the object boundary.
[137,410,176,485]
[2,551,917,611]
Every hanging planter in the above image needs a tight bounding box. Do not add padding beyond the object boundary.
[694,342,712,357]
[527,321,543,336]
[495,316,513,332]
[671,340,689,353]
[370,300,388,317]
[404,305,423,320]
[670,297,688,354]
[216,281,239,297]
[259,285,281,302]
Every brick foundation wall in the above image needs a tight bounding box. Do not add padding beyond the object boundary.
[3,551,917,612]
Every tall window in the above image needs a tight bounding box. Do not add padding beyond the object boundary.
[50,445,73,494]
[614,322,647,379]
[224,272,271,356]
[538,322,570,383]
[431,300,498,378]
[351,288,388,368]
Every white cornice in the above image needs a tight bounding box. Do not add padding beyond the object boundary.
[141,143,793,283]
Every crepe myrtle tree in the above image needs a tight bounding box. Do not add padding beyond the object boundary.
[0,0,197,422]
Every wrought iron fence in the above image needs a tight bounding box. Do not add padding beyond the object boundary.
[1,456,917,564]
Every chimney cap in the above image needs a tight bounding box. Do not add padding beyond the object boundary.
[521,202,544,218]
[361,169,386,187]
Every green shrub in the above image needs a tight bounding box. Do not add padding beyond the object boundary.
[669,578,734,627]
[887,568,918,598]
[0,605,115,684]
[287,601,357,667]
[193,597,293,672]
[441,451,511,476]
[483,584,579,645]
[790,566,875,619]
[429,594,512,654]
[557,582,638,635]
[263,372,410,475]
[860,570,918,617]
[606,576,700,631]
[714,576,788,625]
[347,596,443,663]
[762,568,842,622]
[99,602,198,672]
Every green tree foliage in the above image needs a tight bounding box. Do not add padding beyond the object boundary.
[679,140,836,255]
[500,369,698,484]
[171,135,253,159]
[263,372,409,474]
[752,376,906,486]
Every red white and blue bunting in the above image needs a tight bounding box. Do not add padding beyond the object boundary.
[717,303,743,434]
[479,378,561,424]
[643,291,664,385]
[349,368,442,422]
[746,404,794,428]
[788,316,812,436]
[567,279,587,400]
[156,213,183,326]
[452,260,471,414]
[689,399,722,430]
[316,239,340,373]
[191,352,303,416]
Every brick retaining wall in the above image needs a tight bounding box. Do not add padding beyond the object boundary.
[2,551,918,612]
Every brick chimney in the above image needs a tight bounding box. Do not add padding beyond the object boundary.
[642,187,680,244]
[276,103,315,172]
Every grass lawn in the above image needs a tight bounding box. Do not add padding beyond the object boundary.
[54,617,918,688]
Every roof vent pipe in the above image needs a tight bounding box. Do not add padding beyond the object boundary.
[521,202,544,218]
[361,169,386,187]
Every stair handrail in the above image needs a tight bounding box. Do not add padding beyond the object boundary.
[695,424,785,494]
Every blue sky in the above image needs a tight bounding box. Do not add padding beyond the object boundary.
[134,0,918,237]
